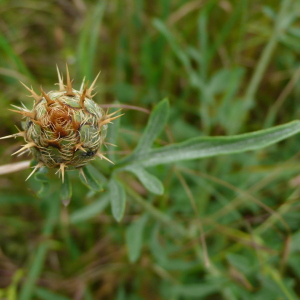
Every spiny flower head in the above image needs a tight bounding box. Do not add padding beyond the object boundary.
[1,65,123,181]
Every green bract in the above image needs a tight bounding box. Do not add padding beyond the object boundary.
[2,66,122,181]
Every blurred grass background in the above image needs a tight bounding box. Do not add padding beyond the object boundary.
[1,0,300,299]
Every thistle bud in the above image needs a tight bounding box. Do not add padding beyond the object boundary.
[1,65,123,181]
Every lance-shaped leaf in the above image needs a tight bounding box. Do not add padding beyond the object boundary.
[34,167,50,198]
[149,222,168,265]
[119,120,300,168]
[108,179,126,222]
[134,98,169,153]
[70,195,110,224]
[35,287,71,300]
[79,165,103,192]
[125,166,164,195]
[60,172,72,206]
[126,214,149,263]
[106,105,121,163]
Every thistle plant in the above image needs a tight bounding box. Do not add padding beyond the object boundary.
[1,66,123,182]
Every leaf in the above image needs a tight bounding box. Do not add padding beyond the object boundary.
[79,166,103,192]
[153,18,205,90]
[226,253,252,274]
[106,106,121,163]
[125,166,164,195]
[88,163,108,184]
[126,214,149,263]
[34,167,50,198]
[77,1,106,80]
[119,120,300,168]
[108,179,126,222]
[264,266,299,300]
[7,269,24,300]
[34,288,71,300]
[290,230,300,252]
[19,192,60,300]
[149,222,168,265]
[134,98,170,153]
[0,34,33,80]
[171,279,227,298]
[60,172,72,206]
[70,195,110,224]
[153,19,195,79]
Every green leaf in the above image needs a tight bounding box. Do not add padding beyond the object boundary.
[87,164,108,184]
[7,269,24,300]
[34,167,50,198]
[79,166,103,192]
[153,18,205,91]
[19,192,60,300]
[70,195,110,224]
[34,287,71,300]
[106,106,121,163]
[171,279,227,298]
[134,98,170,153]
[291,230,300,253]
[0,34,33,80]
[125,166,164,195]
[108,179,126,222]
[119,120,300,168]
[153,19,197,82]
[77,1,106,80]
[149,222,168,265]
[60,172,72,206]
[126,214,149,263]
[226,253,252,274]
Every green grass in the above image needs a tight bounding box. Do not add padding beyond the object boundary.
[1,0,300,299]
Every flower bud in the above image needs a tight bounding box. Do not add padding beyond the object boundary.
[1,65,123,181]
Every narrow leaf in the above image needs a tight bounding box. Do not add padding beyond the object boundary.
[119,120,300,168]
[108,179,126,222]
[153,19,205,90]
[134,98,169,153]
[77,1,106,80]
[106,106,121,162]
[153,19,193,74]
[149,222,168,265]
[79,166,103,192]
[60,172,72,206]
[34,167,50,198]
[88,164,108,184]
[125,166,164,195]
[0,34,33,80]
[172,279,227,298]
[19,192,60,300]
[34,287,71,300]
[70,195,109,224]
[126,214,149,263]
